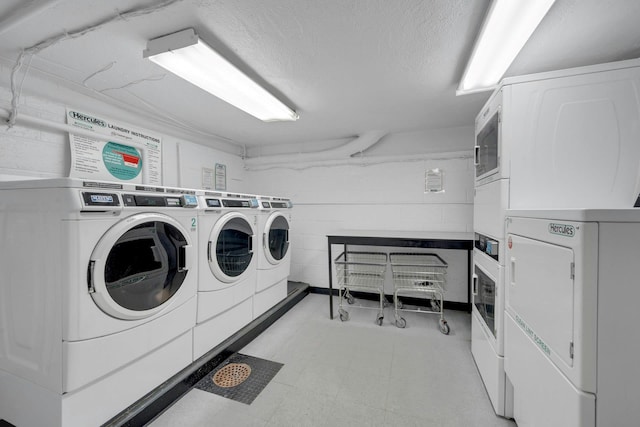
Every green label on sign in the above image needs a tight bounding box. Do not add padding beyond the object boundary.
[515,315,551,357]
[102,142,142,181]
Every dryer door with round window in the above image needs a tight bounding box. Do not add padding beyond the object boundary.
[89,213,192,320]
[208,212,255,283]
[264,212,289,265]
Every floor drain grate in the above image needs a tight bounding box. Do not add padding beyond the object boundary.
[212,363,252,388]
[195,353,283,405]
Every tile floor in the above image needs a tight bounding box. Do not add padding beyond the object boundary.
[150,294,517,427]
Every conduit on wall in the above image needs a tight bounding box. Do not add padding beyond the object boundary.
[243,130,388,169]
[0,101,242,156]
[243,130,474,171]
[245,150,473,171]
[6,0,183,128]
[1,107,135,147]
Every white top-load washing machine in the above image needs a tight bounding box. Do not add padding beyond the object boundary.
[0,178,199,427]
[505,209,640,427]
[193,191,258,360]
[254,195,292,318]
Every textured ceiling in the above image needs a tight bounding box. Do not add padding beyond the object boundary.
[1,0,640,153]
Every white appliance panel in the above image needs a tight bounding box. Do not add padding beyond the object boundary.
[257,267,289,292]
[507,234,574,368]
[508,65,640,209]
[61,331,192,427]
[474,179,509,241]
[505,312,595,427]
[254,278,287,318]
[193,297,253,360]
[0,210,64,393]
[471,310,508,416]
[506,215,598,393]
[0,331,193,427]
[63,296,195,392]
[596,222,640,425]
[196,275,254,323]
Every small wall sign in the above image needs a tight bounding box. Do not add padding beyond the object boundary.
[425,168,444,193]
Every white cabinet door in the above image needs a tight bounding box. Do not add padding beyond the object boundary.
[507,234,574,368]
[474,179,509,241]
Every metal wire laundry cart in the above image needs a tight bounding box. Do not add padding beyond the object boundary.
[334,251,387,326]
[390,253,450,334]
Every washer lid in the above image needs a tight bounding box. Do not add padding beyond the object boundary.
[89,212,192,320]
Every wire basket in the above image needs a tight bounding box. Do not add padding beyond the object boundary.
[216,252,253,276]
[389,252,450,334]
[334,251,387,325]
[389,253,447,290]
[335,251,387,290]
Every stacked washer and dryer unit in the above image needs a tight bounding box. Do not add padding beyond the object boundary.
[0,178,200,427]
[473,58,640,426]
[471,84,513,418]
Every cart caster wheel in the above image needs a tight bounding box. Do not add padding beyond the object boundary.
[376,315,384,326]
[339,309,349,322]
[347,295,355,305]
[395,317,407,328]
[439,319,450,335]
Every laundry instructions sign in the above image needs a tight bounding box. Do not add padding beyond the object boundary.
[67,108,162,184]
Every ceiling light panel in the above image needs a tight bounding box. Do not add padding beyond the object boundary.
[144,28,299,122]
[457,0,556,95]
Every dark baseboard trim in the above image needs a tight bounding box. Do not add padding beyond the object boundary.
[103,282,310,427]
[0,420,16,427]
[308,286,471,312]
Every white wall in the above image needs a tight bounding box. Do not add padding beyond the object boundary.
[0,82,246,190]
[175,142,245,191]
[245,128,475,302]
[0,69,474,301]
[0,86,69,180]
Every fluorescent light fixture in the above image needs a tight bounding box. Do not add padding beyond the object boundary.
[457,0,556,95]
[144,28,299,122]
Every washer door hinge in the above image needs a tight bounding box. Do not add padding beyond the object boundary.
[569,341,574,359]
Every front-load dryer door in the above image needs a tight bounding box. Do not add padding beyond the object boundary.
[89,213,193,320]
[264,212,290,265]
[209,212,255,283]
